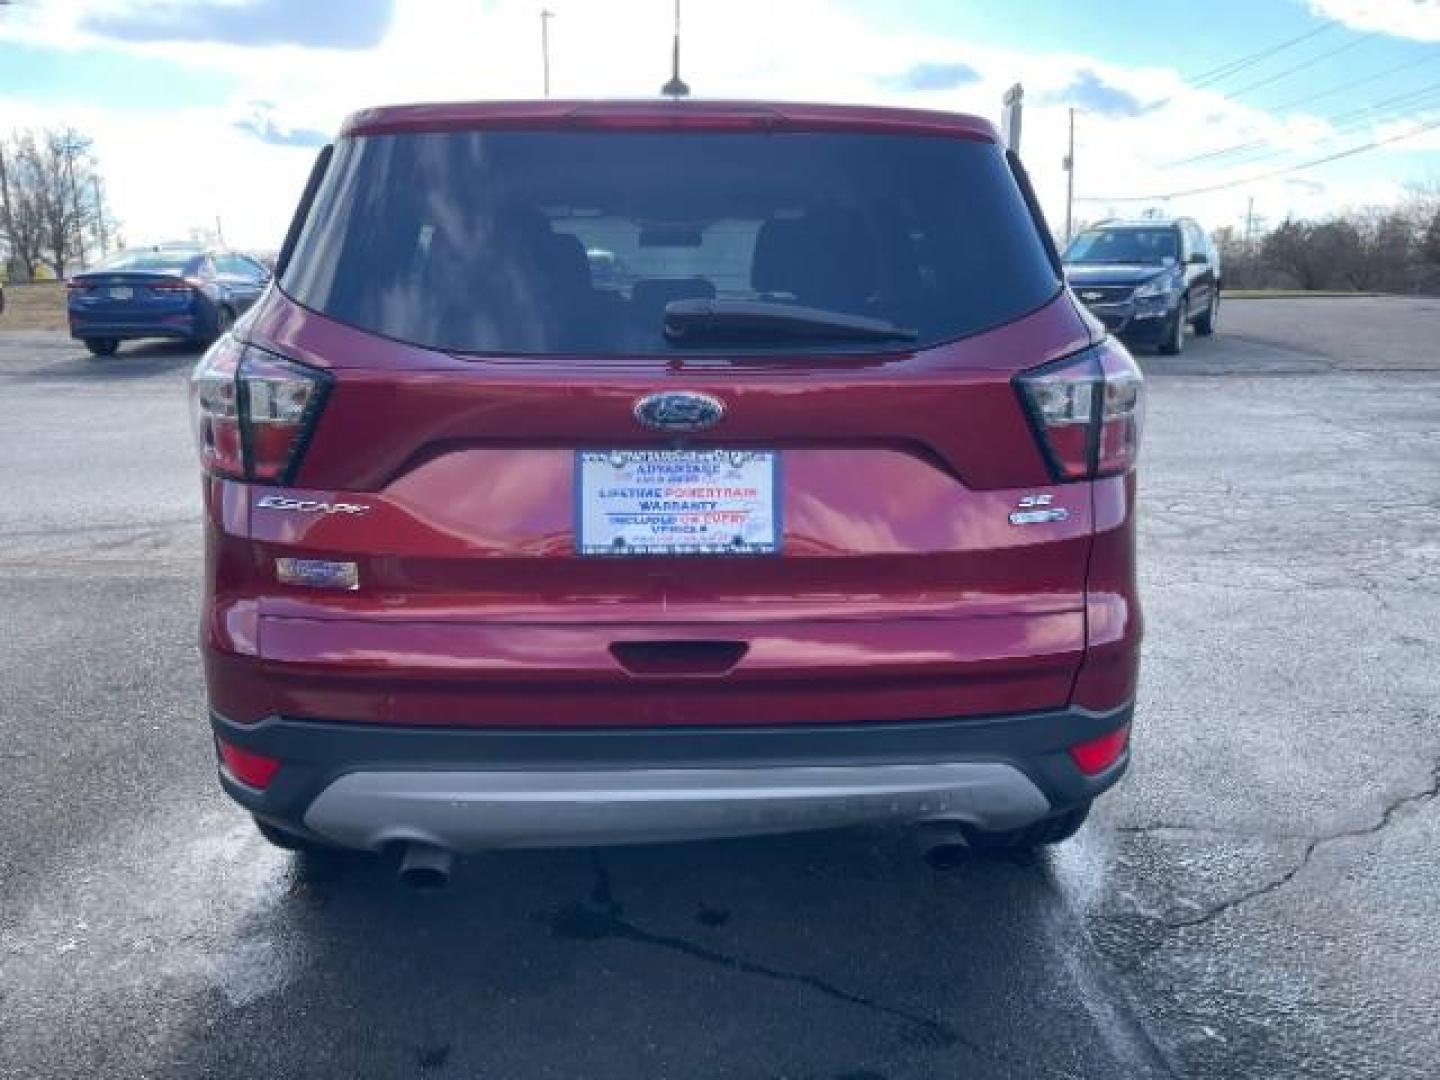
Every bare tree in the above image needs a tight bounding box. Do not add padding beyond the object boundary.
[1262,219,1328,290]
[1214,225,1267,289]
[1422,209,1440,268]
[0,133,47,279]
[35,129,97,277]
[1209,182,1440,294]
[1340,207,1415,292]
[0,127,112,279]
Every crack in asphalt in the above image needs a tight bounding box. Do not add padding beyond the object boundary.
[1136,759,1440,931]
[546,856,1045,1069]
[1112,822,1317,842]
[0,518,196,542]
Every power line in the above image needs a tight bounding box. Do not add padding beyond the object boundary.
[1185,20,1338,89]
[1078,114,1440,202]
[1217,31,1378,101]
[1267,49,1440,112]
[1326,77,1440,125]
[1161,135,1269,169]
[1157,65,1440,169]
[1141,22,1360,122]
[1200,101,1440,174]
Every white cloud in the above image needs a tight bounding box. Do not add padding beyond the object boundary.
[1307,0,1440,42]
[0,94,318,252]
[2,0,1436,249]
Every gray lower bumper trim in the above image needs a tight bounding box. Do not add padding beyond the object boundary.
[302,762,1053,852]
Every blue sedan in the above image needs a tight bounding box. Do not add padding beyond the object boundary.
[67,247,270,357]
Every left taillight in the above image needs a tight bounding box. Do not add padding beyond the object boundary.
[191,336,244,477]
[190,336,329,483]
[1015,337,1144,481]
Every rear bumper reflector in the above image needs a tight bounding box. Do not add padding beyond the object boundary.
[216,739,282,789]
[1068,722,1131,775]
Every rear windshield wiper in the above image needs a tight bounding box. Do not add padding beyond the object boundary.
[663,299,919,346]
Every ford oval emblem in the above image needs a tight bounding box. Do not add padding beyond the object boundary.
[633,391,726,433]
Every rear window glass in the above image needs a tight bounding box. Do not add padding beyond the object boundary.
[98,250,200,275]
[282,131,1059,355]
[1065,228,1179,265]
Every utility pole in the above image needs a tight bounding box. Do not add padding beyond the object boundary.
[0,142,11,261]
[0,142,14,281]
[215,214,225,247]
[1244,195,1256,252]
[62,135,87,271]
[540,8,554,98]
[661,0,689,98]
[92,175,108,256]
[1063,107,1076,245]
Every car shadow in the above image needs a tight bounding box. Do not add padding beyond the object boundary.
[162,825,1157,1079]
[11,338,204,381]
[1136,329,1331,377]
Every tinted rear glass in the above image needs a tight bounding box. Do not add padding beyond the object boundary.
[98,250,200,275]
[282,131,1059,355]
[1065,228,1179,265]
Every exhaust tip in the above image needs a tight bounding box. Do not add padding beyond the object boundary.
[922,840,971,871]
[397,842,455,891]
[915,821,972,870]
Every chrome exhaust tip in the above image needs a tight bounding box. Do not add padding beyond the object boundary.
[915,821,972,869]
[397,842,455,890]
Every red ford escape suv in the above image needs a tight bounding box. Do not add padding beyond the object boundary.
[193,100,1142,885]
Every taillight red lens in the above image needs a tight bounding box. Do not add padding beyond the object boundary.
[190,338,328,483]
[1068,723,1131,775]
[216,739,282,789]
[239,352,328,482]
[1016,339,1143,481]
[1095,343,1144,475]
[191,336,244,478]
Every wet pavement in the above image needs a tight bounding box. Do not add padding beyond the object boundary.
[1,300,1437,1079]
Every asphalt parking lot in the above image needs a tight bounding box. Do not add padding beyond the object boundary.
[1,297,1437,1080]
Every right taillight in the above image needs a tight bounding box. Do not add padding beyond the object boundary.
[190,336,329,483]
[1015,338,1144,481]
[150,278,199,295]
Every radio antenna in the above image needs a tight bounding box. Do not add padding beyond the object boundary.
[660,0,690,98]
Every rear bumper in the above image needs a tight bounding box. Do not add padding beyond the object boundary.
[68,312,203,341]
[211,703,1131,850]
[1117,316,1172,346]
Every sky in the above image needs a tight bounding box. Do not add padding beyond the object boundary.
[1,0,1438,251]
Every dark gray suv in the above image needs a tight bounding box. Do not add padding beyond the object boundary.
[1063,216,1220,355]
